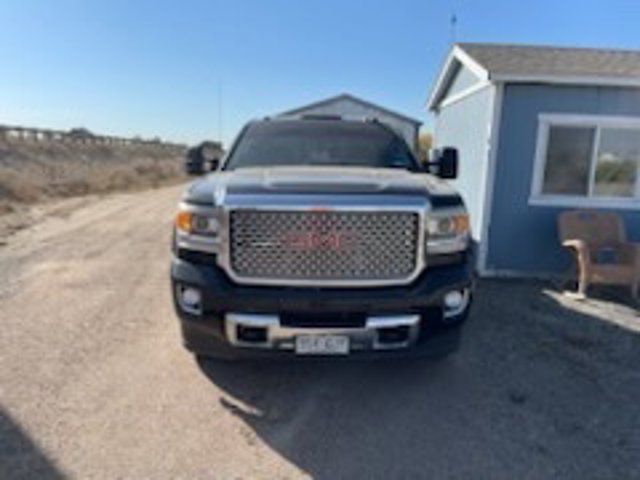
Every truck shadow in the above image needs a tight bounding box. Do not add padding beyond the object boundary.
[0,407,64,480]
[196,280,639,479]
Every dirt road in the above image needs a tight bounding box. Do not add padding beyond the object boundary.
[1,185,638,479]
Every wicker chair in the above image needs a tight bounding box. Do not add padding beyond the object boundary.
[558,210,640,299]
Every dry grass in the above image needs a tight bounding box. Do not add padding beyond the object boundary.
[0,139,186,214]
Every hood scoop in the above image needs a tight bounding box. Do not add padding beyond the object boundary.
[264,168,385,193]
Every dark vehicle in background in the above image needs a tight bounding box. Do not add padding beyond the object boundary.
[171,117,473,359]
[185,141,224,175]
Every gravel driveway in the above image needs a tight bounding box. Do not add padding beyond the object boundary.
[0,185,638,479]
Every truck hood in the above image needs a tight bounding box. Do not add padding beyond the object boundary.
[184,166,461,206]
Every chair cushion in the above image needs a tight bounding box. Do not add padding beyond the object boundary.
[591,264,635,284]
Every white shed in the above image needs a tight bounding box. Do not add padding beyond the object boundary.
[278,93,422,151]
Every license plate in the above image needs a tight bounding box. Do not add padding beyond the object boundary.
[295,335,350,355]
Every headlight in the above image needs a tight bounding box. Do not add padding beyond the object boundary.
[426,211,470,255]
[427,213,469,238]
[176,209,219,236]
[174,203,221,255]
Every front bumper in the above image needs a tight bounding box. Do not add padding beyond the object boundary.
[171,256,474,359]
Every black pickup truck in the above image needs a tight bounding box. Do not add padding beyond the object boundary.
[171,117,473,359]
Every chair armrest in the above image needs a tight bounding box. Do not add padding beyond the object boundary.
[562,239,591,265]
[611,242,640,268]
[562,239,589,253]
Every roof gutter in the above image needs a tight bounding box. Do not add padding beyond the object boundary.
[490,74,640,88]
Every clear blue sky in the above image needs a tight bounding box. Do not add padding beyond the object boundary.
[2,0,639,145]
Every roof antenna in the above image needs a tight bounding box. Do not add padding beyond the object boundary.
[450,13,457,45]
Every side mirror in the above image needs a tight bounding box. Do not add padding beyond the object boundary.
[209,158,220,171]
[438,147,458,179]
[427,147,458,179]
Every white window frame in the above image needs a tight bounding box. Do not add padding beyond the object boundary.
[530,113,640,210]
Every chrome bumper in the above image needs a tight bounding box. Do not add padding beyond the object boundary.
[224,313,421,351]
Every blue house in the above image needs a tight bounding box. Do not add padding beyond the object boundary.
[428,43,640,277]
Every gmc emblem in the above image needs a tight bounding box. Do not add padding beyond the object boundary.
[281,231,359,251]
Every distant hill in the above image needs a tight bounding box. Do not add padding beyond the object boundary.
[0,135,187,214]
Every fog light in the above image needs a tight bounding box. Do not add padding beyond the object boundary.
[444,290,464,309]
[443,289,470,319]
[182,287,201,305]
[177,285,202,315]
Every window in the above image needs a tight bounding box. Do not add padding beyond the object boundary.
[224,120,419,171]
[594,129,640,197]
[531,114,640,208]
[542,126,594,195]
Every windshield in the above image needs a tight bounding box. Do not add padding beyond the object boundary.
[224,120,419,171]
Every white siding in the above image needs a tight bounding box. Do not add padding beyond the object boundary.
[434,87,494,242]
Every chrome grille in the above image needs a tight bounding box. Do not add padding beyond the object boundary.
[229,210,420,284]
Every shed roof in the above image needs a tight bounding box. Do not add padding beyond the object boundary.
[279,93,422,126]
[428,43,640,110]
